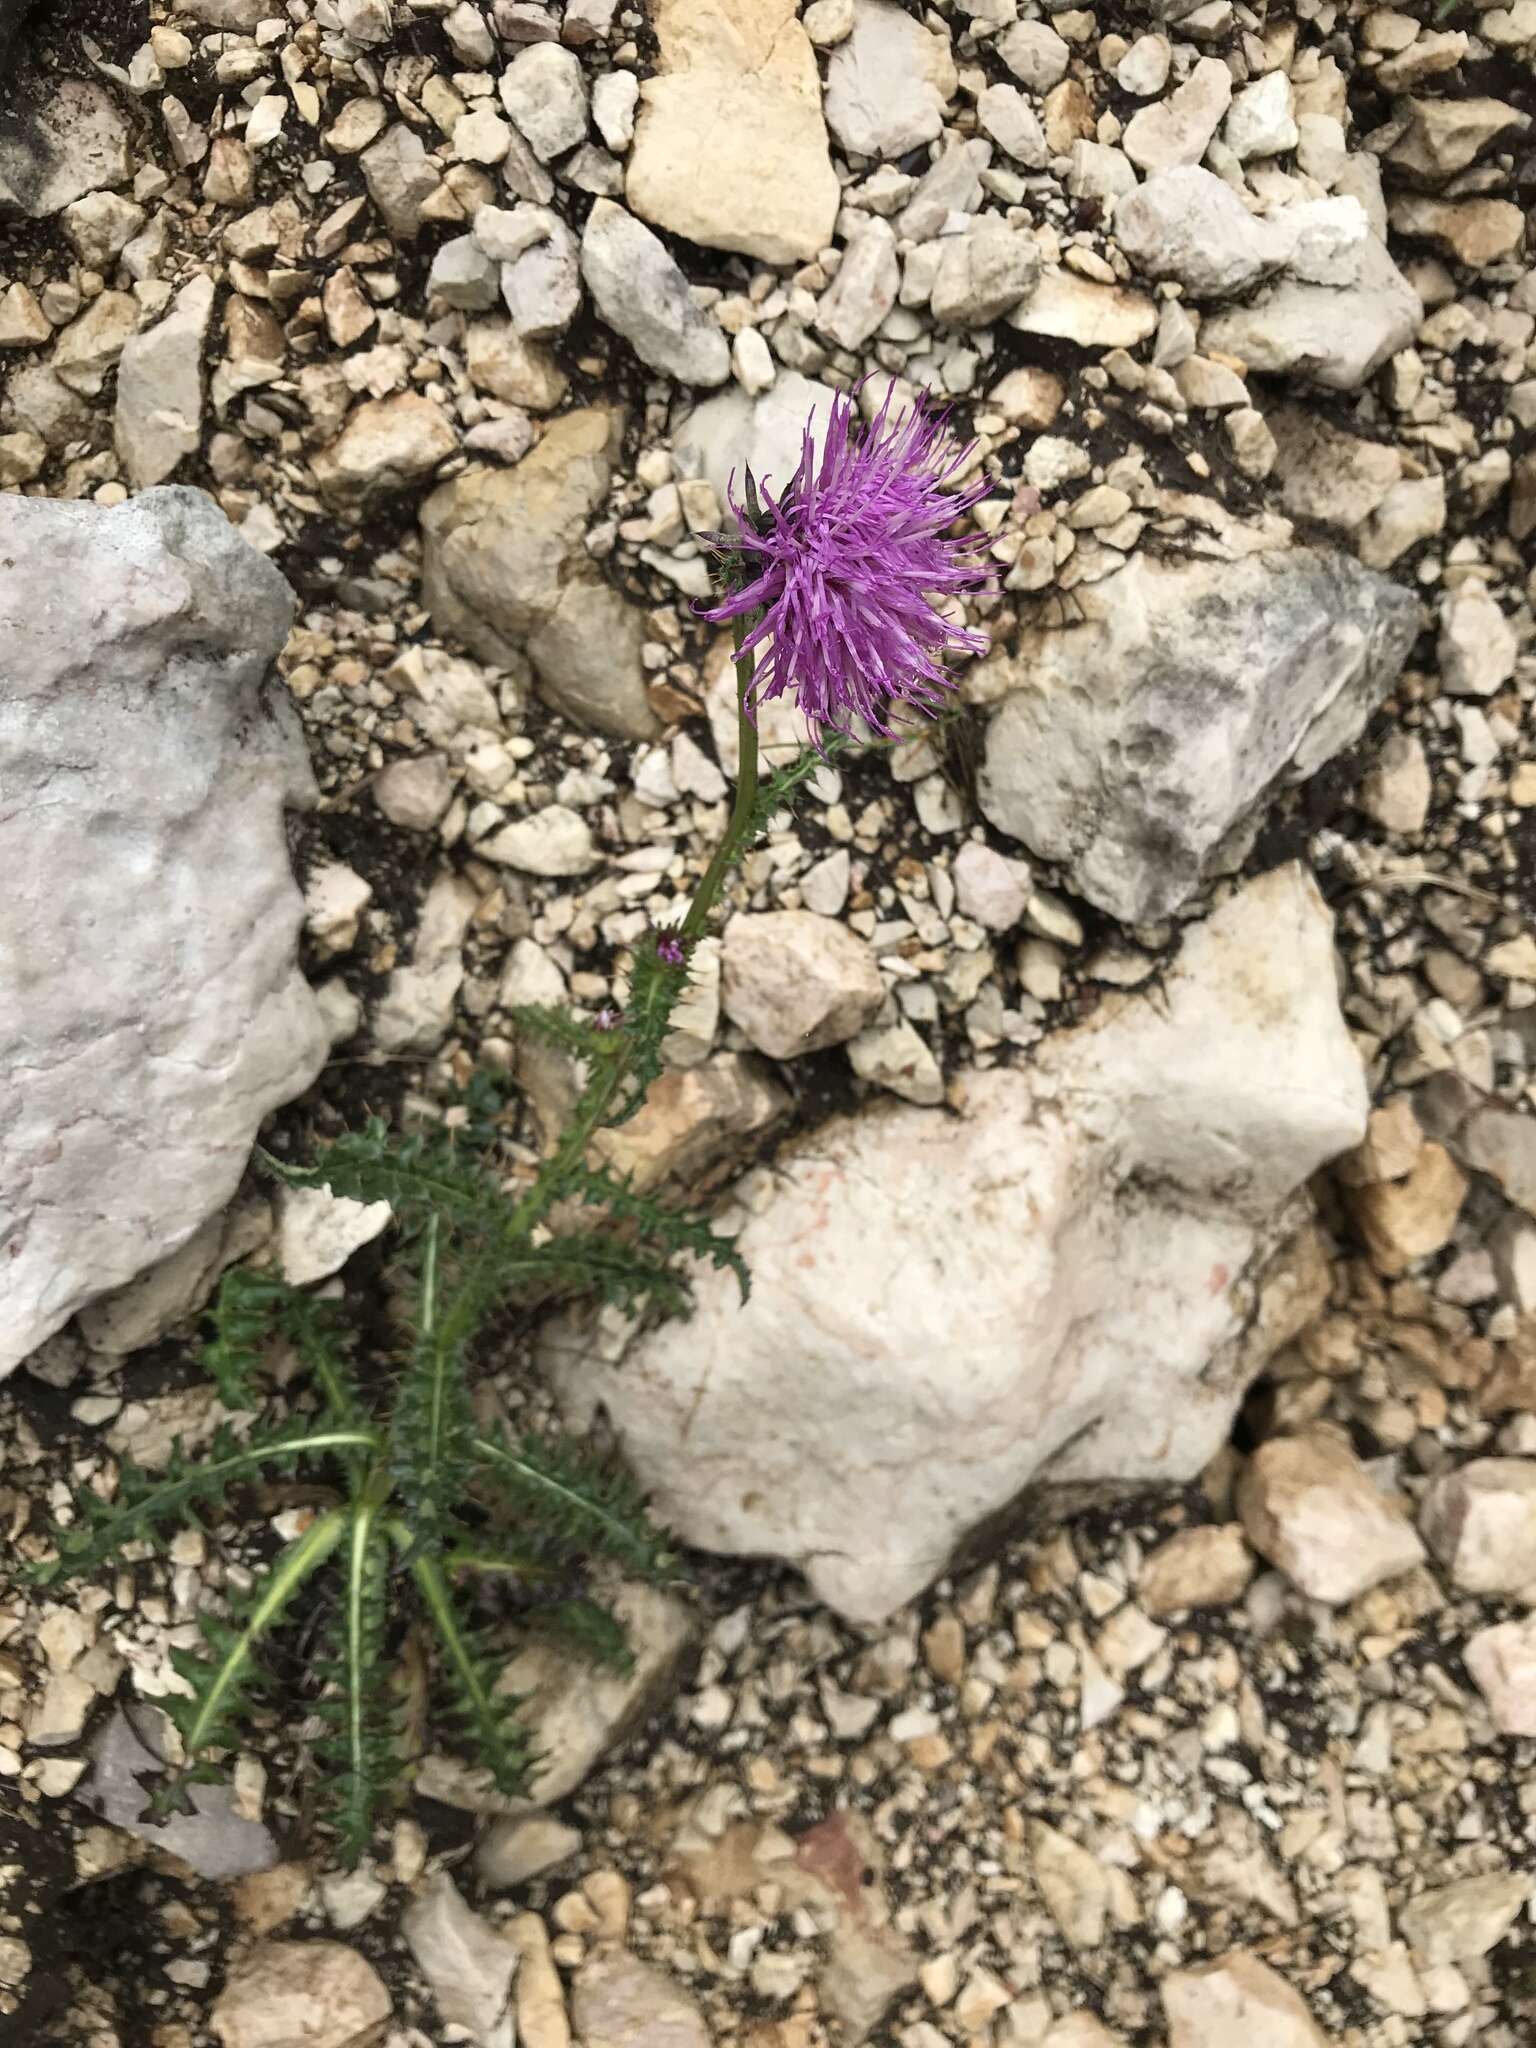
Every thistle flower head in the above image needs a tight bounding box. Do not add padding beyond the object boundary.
[655,935,685,966]
[697,383,992,741]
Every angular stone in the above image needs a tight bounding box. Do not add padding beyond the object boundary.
[211,1941,391,2048]
[722,910,884,1060]
[312,393,457,512]
[1162,1952,1326,2048]
[543,866,1364,1622]
[475,1813,581,1890]
[464,319,567,410]
[1123,57,1232,173]
[672,370,838,521]
[1466,1617,1536,1736]
[1224,72,1297,161]
[816,214,899,350]
[421,408,656,739]
[580,200,729,385]
[1439,585,1517,699]
[1390,194,1527,268]
[1138,1525,1254,1617]
[931,220,1042,328]
[85,1704,278,1881]
[1400,1873,1533,1967]
[480,804,595,876]
[593,1053,788,1192]
[998,18,1070,91]
[1462,1106,1536,1215]
[1421,1459,1536,1595]
[824,0,956,159]
[0,491,324,1376]
[114,272,215,489]
[974,544,1419,925]
[401,1874,517,2048]
[499,42,588,160]
[1347,1142,1466,1276]
[1237,1430,1425,1604]
[1199,238,1421,391]
[1008,268,1155,348]
[0,78,133,220]
[1115,166,1291,299]
[571,1952,710,2048]
[1388,97,1529,185]
[627,0,838,264]
[360,123,440,239]
[372,870,478,1056]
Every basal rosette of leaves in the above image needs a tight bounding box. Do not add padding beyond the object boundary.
[29,391,989,1864]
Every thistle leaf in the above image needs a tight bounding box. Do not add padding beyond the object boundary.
[202,1266,299,1408]
[407,1545,536,1801]
[311,1498,398,1863]
[29,1422,380,1585]
[471,1430,674,1578]
[527,1596,634,1673]
[161,1508,347,1763]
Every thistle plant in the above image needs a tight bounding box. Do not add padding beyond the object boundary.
[30,385,990,1863]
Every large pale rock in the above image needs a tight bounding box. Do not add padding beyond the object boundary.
[420,409,657,739]
[1200,238,1421,391]
[1122,57,1232,173]
[672,370,838,519]
[1238,1430,1425,1604]
[722,911,884,1060]
[824,0,956,159]
[973,543,1419,924]
[545,866,1366,1622]
[211,1941,391,2048]
[0,490,326,1378]
[1400,1873,1533,1967]
[626,0,838,264]
[1115,166,1292,299]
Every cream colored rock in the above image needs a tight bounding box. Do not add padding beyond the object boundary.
[1347,1142,1467,1276]
[627,0,838,264]
[571,1952,710,2048]
[1400,1873,1533,1967]
[1162,1951,1326,2047]
[1466,1616,1536,1736]
[421,409,656,740]
[593,1052,788,1192]
[211,1940,391,2048]
[1138,1525,1254,1617]
[722,911,884,1060]
[1008,269,1156,349]
[823,0,955,158]
[1421,1459,1536,1595]
[544,866,1365,1622]
[313,393,456,511]
[1030,1822,1109,1950]
[115,273,215,488]
[1238,1430,1425,1604]
[1123,57,1232,173]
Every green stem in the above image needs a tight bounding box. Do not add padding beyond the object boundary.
[680,614,759,943]
[494,617,761,1251]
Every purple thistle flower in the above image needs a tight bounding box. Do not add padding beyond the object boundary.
[697,384,992,741]
[594,1005,621,1031]
[655,934,686,966]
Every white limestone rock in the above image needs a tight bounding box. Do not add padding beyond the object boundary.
[0,490,325,1378]
[1199,236,1421,391]
[973,543,1420,924]
[722,910,884,1059]
[1238,1430,1425,1604]
[543,866,1366,1622]
[1115,167,1292,299]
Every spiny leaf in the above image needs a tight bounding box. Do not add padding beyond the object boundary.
[29,1422,380,1585]
[262,1121,503,1235]
[311,1498,399,1864]
[388,1215,477,1543]
[526,1597,634,1674]
[569,1162,750,1303]
[407,1544,536,1801]
[471,1430,674,1578]
[502,1232,693,1318]
[161,1508,347,1763]
[202,1267,299,1408]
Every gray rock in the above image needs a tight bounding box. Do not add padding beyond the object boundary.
[475,1813,581,1890]
[975,85,1047,169]
[824,0,956,159]
[543,866,1364,1621]
[722,910,885,1059]
[1115,166,1291,299]
[114,273,216,489]
[975,543,1419,924]
[1122,56,1231,173]
[401,1875,518,2048]
[420,407,657,739]
[499,42,588,160]
[930,220,1042,328]
[1199,236,1421,391]
[84,1705,278,1881]
[372,870,478,1056]
[895,140,989,241]
[0,78,133,219]
[428,233,500,310]
[360,123,440,240]
[672,370,838,517]
[579,199,728,385]
[997,18,1070,91]
[816,215,899,350]
[499,206,580,340]
[0,490,325,1377]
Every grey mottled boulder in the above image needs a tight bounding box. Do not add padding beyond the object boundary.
[0,488,326,1376]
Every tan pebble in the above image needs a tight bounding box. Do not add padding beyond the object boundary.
[922,1614,966,1686]
[552,1889,600,1934]
[583,1869,631,1940]
[512,1912,571,2048]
